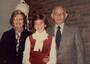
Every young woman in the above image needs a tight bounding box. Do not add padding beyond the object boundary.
[23,14,56,64]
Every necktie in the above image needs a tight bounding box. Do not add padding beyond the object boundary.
[16,33,20,52]
[56,26,61,49]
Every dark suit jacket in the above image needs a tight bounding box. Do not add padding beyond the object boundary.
[0,28,31,64]
[47,23,85,64]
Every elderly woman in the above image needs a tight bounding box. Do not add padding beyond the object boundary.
[0,10,32,64]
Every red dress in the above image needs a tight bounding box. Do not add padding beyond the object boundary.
[29,35,52,64]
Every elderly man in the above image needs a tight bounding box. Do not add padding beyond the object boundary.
[47,5,85,64]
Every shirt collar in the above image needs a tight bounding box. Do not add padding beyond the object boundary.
[55,23,64,34]
[55,23,64,29]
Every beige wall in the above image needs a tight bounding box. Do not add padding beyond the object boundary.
[0,0,19,38]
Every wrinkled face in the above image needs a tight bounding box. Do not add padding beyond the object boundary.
[51,7,68,25]
[13,14,24,32]
[34,19,46,33]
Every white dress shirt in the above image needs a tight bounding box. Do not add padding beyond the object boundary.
[54,23,64,36]
[23,30,56,64]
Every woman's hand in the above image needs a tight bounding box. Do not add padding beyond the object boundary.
[42,56,49,63]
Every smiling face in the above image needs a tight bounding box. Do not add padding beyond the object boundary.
[13,14,24,32]
[34,19,46,33]
[51,6,68,25]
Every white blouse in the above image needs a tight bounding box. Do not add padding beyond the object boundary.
[23,30,56,64]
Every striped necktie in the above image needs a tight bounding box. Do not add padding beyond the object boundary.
[16,32,20,52]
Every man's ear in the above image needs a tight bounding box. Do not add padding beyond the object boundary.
[51,13,54,19]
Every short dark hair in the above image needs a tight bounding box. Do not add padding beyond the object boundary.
[32,14,49,29]
[9,10,27,27]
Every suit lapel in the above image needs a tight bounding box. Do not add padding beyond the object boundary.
[59,24,70,50]
[11,29,16,43]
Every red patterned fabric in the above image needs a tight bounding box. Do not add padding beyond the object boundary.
[29,35,52,64]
